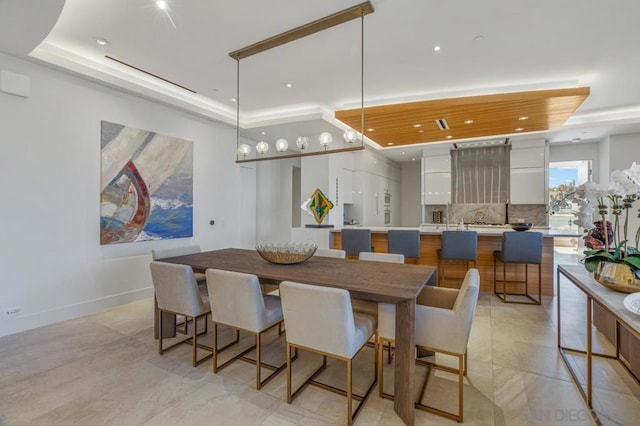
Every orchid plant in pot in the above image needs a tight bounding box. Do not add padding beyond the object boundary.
[573,163,640,292]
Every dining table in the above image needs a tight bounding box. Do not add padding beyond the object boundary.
[157,247,436,426]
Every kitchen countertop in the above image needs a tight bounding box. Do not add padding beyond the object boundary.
[332,225,582,238]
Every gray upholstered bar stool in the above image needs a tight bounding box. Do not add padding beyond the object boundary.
[438,231,478,288]
[493,231,543,305]
[341,228,372,259]
[387,229,420,264]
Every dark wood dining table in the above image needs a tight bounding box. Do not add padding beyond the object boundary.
[158,248,436,426]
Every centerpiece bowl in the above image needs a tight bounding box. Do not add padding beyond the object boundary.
[256,243,317,265]
[510,223,532,231]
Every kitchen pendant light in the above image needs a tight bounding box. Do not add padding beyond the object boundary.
[230,2,372,162]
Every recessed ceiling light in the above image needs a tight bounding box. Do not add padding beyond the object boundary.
[515,127,524,132]
[418,130,424,133]
[518,116,529,121]
[412,124,422,128]
[433,45,441,52]
[367,128,375,132]
[464,119,474,124]
[94,37,111,46]
[260,131,266,135]
[572,138,581,143]
[284,83,293,88]
[387,142,394,146]
[156,0,168,10]
[412,157,416,161]
[402,151,406,155]
[446,135,453,139]
[231,98,237,102]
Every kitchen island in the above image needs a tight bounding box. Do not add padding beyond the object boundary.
[331,226,581,296]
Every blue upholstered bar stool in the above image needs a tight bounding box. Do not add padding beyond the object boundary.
[341,228,372,258]
[387,229,421,264]
[437,231,478,288]
[493,231,543,305]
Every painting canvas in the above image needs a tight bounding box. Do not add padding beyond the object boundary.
[100,121,193,244]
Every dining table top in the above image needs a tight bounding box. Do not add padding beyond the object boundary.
[158,247,436,304]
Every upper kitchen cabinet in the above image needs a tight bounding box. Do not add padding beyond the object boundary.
[510,139,548,204]
[422,144,452,205]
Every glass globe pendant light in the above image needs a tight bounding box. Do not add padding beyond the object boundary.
[275,138,288,152]
[319,132,333,150]
[256,141,269,156]
[296,136,309,151]
[238,143,251,159]
[343,128,357,144]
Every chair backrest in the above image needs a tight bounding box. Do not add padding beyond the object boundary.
[451,268,481,353]
[502,232,543,264]
[205,268,269,333]
[314,248,346,259]
[341,229,372,256]
[388,229,421,259]
[152,245,201,260]
[280,281,359,359]
[150,261,208,317]
[441,231,478,261]
[359,251,405,264]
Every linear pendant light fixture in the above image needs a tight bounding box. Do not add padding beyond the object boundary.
[230,1,374,163]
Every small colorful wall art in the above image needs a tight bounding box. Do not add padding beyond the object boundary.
[301,188,334,224]
[100,121,193,244]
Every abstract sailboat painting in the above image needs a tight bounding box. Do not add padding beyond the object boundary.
[100,121,193,244]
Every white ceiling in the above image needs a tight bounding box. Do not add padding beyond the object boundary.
[6,0,640,161]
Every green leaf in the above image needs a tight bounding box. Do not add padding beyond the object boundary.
[624,256,640,270]
[584,257,603,272]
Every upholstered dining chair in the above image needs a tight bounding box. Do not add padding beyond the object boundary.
[205,268,288,390]
[354,252,404,318]
[152,245,205,338]
[378,268,480,422]
[387,229,421,263]
[279,281,377,426]
[494,231,543,304]
[341,228,372,258]
[438,230,478,288]
[314,248,346,258]
[149,261,213,367]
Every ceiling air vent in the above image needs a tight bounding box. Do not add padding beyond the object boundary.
[454,138,509,149]
[435,118,449,130]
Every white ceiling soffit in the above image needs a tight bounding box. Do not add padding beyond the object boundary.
[20,0,640,147]
[0,0,65,56]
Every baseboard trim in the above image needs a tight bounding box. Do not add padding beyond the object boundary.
[0,286,154,338]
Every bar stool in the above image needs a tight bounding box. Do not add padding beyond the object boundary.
[438,231,478,288]
[387,229,421,264]
[494,231,543,305]
[341,228,372,258]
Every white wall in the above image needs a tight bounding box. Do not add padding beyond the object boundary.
[0,52,254,337]
[549,141,601,183]
[608,133,640,244]
[400,161,421,226]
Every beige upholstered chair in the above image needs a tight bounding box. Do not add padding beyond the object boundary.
[279,281,377,426]
[314,248,346,258]
[149,261,212,367]
[378,268,480,422]
[205,268,288,390]
[152,245,206,338]
[353,252,405,318]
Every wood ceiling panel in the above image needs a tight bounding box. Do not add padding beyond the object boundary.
[334,87,589,147]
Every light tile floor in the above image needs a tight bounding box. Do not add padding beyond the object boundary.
[1,250,639,425]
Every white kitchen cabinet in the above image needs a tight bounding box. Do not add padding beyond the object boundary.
[510,167,546,204]
[511,147,545,168]
[342,168,353,204]
[423,172,451,204]
[423,154,451,173]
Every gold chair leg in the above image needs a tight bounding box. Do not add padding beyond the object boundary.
[378,337,385,397]
[458,353,464,422]
[192,315,198,367]
[256,332,262,390]
[347,359,353,426]
[158,310,163,354]
[213,323,218,373]
[286,343,292,403]
[464,350,468,376]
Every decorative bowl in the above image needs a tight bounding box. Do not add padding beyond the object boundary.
[510,223,532,231]
[593,261,640,293]
[256,243,317,265]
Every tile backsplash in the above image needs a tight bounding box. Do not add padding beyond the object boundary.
[424,203,548,226]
